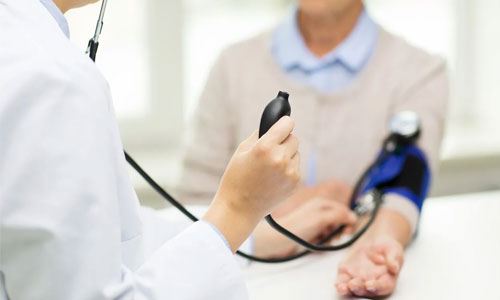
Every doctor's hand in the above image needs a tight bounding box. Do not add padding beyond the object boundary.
[203,116,301,252]
[253,198,357,258]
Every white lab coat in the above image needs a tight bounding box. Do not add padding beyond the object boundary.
[0,0,248,299]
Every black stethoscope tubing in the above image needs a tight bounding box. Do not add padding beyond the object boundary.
[86,0,383,263]
[263,154,386,253]
[124,150,384,263]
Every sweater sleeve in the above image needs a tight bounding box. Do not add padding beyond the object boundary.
[175,52,237,204]
[391,55,449,174]
[381,54,449,233]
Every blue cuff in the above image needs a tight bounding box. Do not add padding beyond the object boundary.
[357,145,431,212]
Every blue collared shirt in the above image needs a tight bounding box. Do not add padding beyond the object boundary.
[39,0,70,38]
[272,8,379,185]
[272,8,378,94]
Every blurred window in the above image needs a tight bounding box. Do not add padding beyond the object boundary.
[66,0,150,119]
[185,0,500,159]
[64,0,500,199]
[66,0,183,151]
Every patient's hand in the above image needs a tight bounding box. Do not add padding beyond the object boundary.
[273,179,353,218]
[335,235,404,298]
[253,198,356,258]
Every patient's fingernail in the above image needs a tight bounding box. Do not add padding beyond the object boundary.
[350,286,362,294]
[366,280,377,293]
[391,260,400,271]
[337,284,348,294]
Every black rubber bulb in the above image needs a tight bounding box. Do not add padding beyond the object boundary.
[259,91,291,138]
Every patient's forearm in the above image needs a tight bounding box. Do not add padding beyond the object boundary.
[356,209,412,246]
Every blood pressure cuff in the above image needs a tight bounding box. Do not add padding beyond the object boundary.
[360,145,431,212]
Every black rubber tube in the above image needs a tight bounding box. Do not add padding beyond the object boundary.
[124,150,384,263]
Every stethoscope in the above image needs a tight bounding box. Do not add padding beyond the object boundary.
[85,1,421,263]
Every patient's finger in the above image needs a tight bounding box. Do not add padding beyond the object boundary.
[360,265,386,281]
[385,247,403,275]
[335,270,352,284]
[335,273,352,296]
[372,239,404,275]
[347,277,366,296]
[368,250,386,265]
[341,225,353,235]
[323,204,357,228]
[365,273,396,296]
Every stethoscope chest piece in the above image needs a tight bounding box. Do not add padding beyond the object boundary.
[354,190,378,216]
[385,111,421,152]
[389,111,421,140]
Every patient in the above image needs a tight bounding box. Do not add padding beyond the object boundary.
[176,0,448,297]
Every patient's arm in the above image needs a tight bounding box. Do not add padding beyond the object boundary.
[335,209,411,297]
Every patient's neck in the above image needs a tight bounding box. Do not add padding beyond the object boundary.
[297,3,363,57]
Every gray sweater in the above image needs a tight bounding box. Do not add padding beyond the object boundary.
[176,29,448,230]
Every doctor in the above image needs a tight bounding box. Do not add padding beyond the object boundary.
[0,0,302,299]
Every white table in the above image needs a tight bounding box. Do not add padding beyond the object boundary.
[244,191,500,299]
